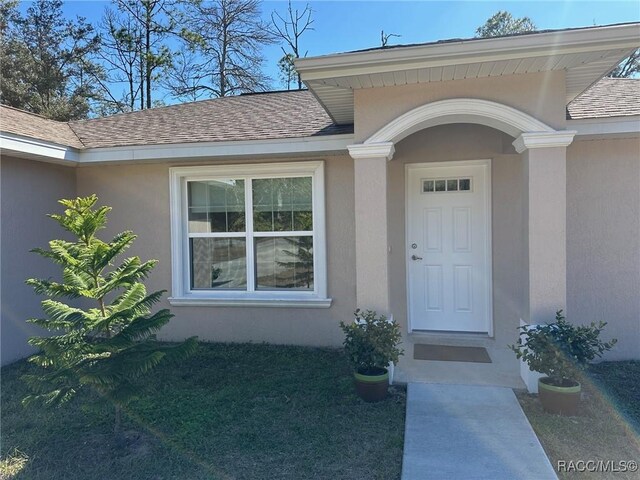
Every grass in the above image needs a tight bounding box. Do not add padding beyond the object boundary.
[1,343,405,480]
[517,361,640,480]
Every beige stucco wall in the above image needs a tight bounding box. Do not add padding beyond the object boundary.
[76,155,356,347]
[567,137,640,360]
[1,155,76,365]
[354,71,567,142]
[387,124,525,354]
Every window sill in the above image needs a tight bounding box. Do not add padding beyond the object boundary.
[168,296,333,308]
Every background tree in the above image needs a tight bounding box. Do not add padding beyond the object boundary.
[277,53,296,90]
[90,7,145,114]
[167,0,273,100]
[608,50,639,78]
[93,0,176,112]
[163,49,207,102]
[270,0,314,89]
[23,195,198,435]
[380,30,401,47]
[475,11,536,38]
[0,0,101,120]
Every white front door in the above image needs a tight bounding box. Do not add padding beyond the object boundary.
[407,161,492,333]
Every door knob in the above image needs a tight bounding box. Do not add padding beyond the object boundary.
[411,255,423,261]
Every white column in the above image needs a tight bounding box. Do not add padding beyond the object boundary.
[513,131,576,325]
[348,142,395,314]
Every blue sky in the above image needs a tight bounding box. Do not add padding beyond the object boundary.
[18,1,640,100]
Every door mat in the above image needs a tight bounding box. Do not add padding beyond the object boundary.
[413,344,492,363]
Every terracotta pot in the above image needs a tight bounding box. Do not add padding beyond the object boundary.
[538,377,581,416]
[354,368,389,402]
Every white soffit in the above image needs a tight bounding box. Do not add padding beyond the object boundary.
[298,24,640,125]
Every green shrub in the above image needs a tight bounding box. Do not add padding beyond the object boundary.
[339,309,403,375]
[24,195,198,434]
[511,310,616,386]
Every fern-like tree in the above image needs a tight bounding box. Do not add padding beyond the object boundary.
[23,195,198,435]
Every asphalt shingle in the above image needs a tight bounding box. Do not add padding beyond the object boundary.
[68,90,352,149]
[0,105,84,148]
[567,77,640,120]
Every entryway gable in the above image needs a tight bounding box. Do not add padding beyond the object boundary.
[365,98,555,144]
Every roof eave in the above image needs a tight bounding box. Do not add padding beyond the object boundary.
[0,132,80,164]
[0,132,354,165]
[295,23,640,80]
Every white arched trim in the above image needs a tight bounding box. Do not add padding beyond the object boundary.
[364,98,555,144]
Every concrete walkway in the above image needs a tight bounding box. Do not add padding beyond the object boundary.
[402,383,557,480]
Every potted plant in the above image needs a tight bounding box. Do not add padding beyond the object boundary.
[511,310,616,415]
[340,309,403,402]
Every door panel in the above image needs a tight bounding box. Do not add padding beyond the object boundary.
[407,162,491,333]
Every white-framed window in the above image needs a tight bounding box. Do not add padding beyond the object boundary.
[169,161,330,307]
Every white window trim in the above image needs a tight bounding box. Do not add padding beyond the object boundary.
[169,161,331,308]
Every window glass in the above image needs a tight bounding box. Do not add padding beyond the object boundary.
[423,180,435,192]
[180,168,321,298]
[190,238,246,289]
[253,177,312,231]
[188,179,245,233]
[255,236,314,290]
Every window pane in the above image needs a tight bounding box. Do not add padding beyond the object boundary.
[190,238,246,290]
[188,179,245,233]
[459,178,471,191]
[253,177,312,232]
[255,236,314,290]
[423,180,434,193]
[447,179,458,191]
[435,180,446,192]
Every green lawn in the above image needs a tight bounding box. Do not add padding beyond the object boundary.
[518,361,640,480]
[1,343,405,480]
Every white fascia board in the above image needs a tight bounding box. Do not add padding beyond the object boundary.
[78,134,353,163]
[568,115,640,138]
[296,23,640,80]
[0,132,79,164]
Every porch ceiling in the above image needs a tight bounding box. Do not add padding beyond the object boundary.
[297,23,640,125]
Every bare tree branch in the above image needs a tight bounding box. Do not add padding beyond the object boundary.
[270,0,314,89]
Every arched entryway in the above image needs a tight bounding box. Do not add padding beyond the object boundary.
[348,97,575,341]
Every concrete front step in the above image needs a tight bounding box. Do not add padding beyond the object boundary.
[402,383,557,480]
[394,347,525,389]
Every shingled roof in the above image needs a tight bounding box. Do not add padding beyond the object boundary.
[69,90,352,149]
[0,105,84,148]
[1,78,637,151]
[567,78,640,120]
[0,90,352,150]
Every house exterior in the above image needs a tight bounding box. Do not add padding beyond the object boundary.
[1,23,639,387]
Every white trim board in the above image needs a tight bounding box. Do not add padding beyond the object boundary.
[568,115,640,138]
[365,98,555,143]
[79,134,353,164]
[0,132,79,164]
[0,132,353,165]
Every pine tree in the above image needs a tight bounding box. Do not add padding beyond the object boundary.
[23,195,198,434]
[0,0,101,120]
